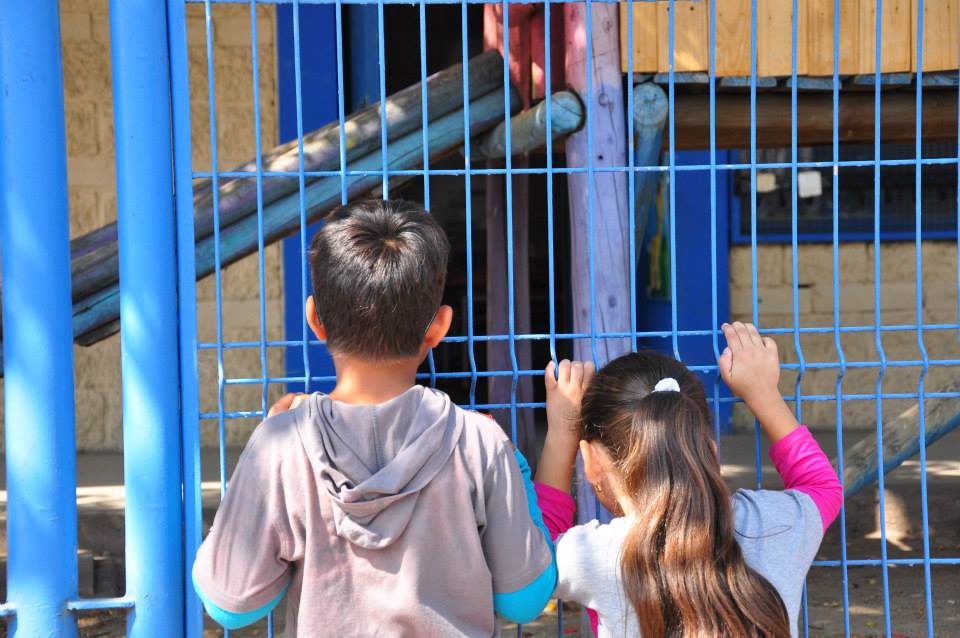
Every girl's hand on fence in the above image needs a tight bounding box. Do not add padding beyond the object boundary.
[267,392,309,418]
[718,322,781,405]
[544,360,594,444]
[718,322,799,443]
[536,360,594,491]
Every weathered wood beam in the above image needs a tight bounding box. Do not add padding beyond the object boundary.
[671,90,959,150]
[839,380,960,499]
[471,90,583,160]
[62,87,519,348]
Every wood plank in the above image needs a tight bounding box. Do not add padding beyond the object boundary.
[715,0,752,76]
[671,89,958,149]
[620,1,659,73]
[758,0,808,76]
[839,380,960,498]
[912,0,959,72]
[807,0,860,76]
[859,0,912,73]
[657,1,708,73]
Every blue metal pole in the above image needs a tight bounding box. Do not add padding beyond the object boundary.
[109,1,185,635]
[0,2,79,636]
[166,0,202,634]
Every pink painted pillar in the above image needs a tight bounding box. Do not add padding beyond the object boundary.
[483,4,536,460]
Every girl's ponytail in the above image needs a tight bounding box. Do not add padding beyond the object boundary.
[581,352,790,638]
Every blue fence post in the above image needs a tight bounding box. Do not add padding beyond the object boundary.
[108,1,185,636]
[0,2,79,636]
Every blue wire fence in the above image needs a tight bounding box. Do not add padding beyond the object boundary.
[0,0,958,636]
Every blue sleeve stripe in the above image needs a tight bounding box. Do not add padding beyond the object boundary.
[192,571,288,630]
[492,449,559,625]
[493,561,559,625]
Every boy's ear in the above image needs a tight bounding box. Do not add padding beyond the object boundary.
[423,305,453,349]
[304,296,327,342]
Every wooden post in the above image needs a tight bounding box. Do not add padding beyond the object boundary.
[564,1,631,531]
[564,2,631,365]
[484,4,537,461]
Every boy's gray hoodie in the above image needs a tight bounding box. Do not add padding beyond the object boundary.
[193,385,551,637]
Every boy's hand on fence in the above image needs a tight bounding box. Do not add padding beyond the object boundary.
[718,322,781,405]
[544,360,594,447]
[267,392,309,418]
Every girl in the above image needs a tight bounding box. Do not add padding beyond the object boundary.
[534,322,843,638]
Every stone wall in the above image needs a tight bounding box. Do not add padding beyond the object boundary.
[728,242,960,431]
[0,1,284,451]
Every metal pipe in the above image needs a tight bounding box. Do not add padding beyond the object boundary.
[109,0,184,635]
[0,2,79,635]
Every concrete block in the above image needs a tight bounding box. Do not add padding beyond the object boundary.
[837,242,871,284]
[69,187,100,236]
[62,0,109,12]
[91,13,110,44]
[813,282,917,314]
[73,337,122,390]
[62,41,111,97]
[96,98,114,153]
[61,12,92,41]
[67,157,115,188]
[794,244,832,287]
[98,190,117,225]
[187,16,208,47]
[65,99,98,157]
[75,388,108,450]
[923,283,959,312]
[214,13,274,47]
[729,245,785,287]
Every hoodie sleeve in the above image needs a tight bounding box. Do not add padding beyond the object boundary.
[193,423,293,623]
[480,442,555,598]
[491,450,558,624]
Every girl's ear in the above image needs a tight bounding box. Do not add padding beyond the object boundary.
[579,439,603,484]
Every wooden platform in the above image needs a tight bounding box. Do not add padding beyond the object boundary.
[620,1,959,77]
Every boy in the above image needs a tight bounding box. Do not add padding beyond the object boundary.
[193,200,556,636]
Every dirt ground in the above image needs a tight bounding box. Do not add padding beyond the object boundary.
[0,429,957,637]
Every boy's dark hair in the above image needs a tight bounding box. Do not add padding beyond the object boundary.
[309,199,450,359]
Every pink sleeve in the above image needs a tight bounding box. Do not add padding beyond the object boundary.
[533,483,599,636]
[768,426,843,532]
[533,482,575,540]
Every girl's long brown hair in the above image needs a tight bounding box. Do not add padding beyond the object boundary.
[580,352,790,638]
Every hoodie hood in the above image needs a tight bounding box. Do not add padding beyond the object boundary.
[296,385,463,549]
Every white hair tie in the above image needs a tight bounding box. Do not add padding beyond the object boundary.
[653,377,681,393]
